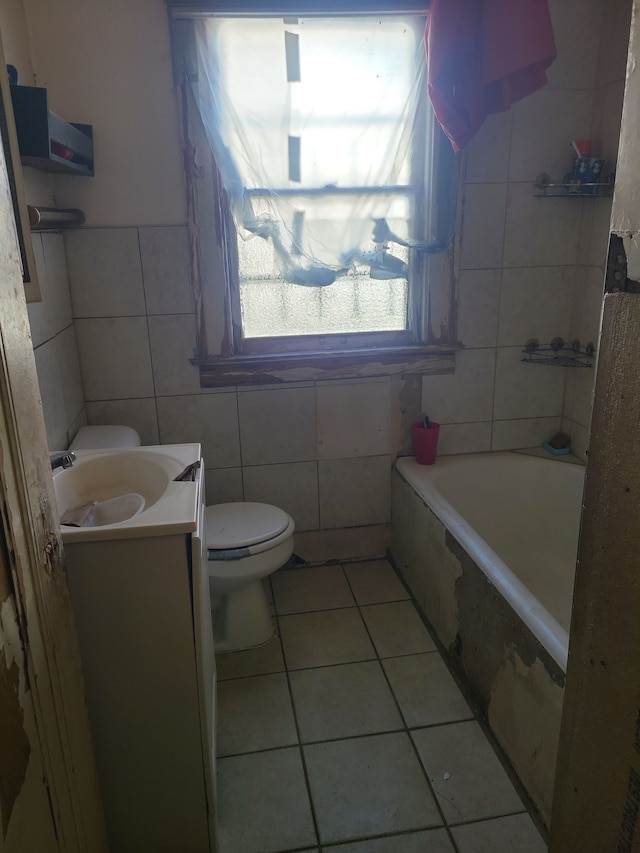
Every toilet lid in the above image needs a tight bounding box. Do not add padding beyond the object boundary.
[206,502,291,549]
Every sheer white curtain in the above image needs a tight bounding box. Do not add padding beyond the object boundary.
[192,16,429,287]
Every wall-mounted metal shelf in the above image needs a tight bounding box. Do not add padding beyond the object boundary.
[10,84,93,176]
[534,173,613,198]
[522,340,596,368]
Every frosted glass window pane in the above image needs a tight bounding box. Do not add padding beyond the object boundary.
[240,276,408,338]
[238,193,411,337]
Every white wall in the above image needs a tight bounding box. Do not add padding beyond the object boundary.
[423,0,630,461]
[6,0,631,558]
[1,0,86,451]
[562,0,632,457]
[23,0,186,227]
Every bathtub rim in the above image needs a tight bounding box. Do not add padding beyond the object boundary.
[394,452,576,672]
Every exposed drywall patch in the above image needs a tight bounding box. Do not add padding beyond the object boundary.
[393,374,421,456]
[0,646,30,838]
[488,647,564,827]
[447,532,564,687]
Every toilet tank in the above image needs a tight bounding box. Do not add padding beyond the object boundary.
[70,425,141,451]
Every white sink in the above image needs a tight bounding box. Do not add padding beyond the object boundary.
[53,444,202,542]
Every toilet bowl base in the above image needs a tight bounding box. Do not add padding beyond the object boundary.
[212,579,274,652]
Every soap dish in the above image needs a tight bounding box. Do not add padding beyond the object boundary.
[542,441,571,456]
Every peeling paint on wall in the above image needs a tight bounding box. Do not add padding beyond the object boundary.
[392,467,565,827]
[488,648,564,824]
[0,646,30,838]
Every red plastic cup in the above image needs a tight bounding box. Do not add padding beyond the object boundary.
[412,421,440,465]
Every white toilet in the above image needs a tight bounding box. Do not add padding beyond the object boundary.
[68,426,295,652]
[206,502,294,651]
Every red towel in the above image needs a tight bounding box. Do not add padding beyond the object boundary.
[426,0,557,152]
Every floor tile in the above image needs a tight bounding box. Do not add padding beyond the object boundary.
[412,721,525,825]
[279,608,375,670]
[383,653,473,728]
[328,828,455,852]
[344,559,410,605]
[360,601,437,658]
[216,635,285,681]
[217,747,316,853]
[289,660,403,742]
[304,732,442,844]
[217,672,297,756]
[272,564,355,614]
[452,813,547,852]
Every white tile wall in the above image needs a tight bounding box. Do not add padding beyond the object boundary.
[456,270,501,348]
[491,417,562,451]
[28,233,74,347]
[437,422,492,456]
[422,349,496,425]
[595,0,632,87]
[85,398,160,445]
[563,368,596,427]
[157,392,241,468]
[464,110,512,184]
[570,266,606,345]
[65,228,146,317]
[148,313,201,396]
[547,0,603,90]
[494,348,566,420]
[75,316,154,400]
[561,418,589,459]
[243,461,319,531]
[498,267,574,347]
[56,325,85,427]
[139,225,194,315]
[503,185,583,269]
[318,456,391,529]
[509,89,593,183]
[34,340,68,451]
[558,0,631,459]
[316,380,391,460]
[205,466,244,506]
[238,387,317,465]
[459,183,508,269]
[577,200,614,266]
[592,81,626,167]
[28,225,85,450]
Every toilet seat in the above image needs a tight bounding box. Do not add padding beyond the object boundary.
[206,502,294,560]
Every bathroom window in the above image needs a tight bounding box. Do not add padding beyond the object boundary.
[171,4,458,382]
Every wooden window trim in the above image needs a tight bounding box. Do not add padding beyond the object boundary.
[175,16,460,388]
[196,345,456,386]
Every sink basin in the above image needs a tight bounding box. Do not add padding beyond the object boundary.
[53,444,202,542]
[55,452,171,521]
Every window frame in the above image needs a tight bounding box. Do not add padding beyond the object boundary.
[170,4,460,386]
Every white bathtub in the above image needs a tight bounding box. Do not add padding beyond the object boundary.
[395,452,585,672]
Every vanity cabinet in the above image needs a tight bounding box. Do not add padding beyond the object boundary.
[64,452,216,852]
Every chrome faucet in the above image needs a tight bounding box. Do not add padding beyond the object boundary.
[50,451,76,471]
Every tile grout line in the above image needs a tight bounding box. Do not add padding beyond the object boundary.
[217,564,544,851]
[339,563,463,853]
[385,554,550,845]
[272,588,323,852]
[276,562,514,847]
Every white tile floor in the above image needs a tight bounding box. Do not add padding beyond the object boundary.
[215,559,548,853]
